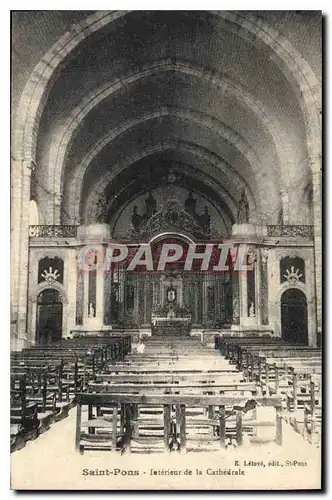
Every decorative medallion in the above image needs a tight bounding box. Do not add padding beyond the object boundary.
[40,266,61,284]
[283,266,304,285]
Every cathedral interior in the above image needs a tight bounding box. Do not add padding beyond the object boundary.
[10,11,322,473]
[11,10,322,348]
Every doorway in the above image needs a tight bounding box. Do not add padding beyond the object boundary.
[36,289,63,344]
[281,288,308,345]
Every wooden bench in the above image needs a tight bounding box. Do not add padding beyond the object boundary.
[11,368,71,425]
[286,366,322,411]
[74,392,283,454]
[266,358,321,396]
[238,345,319,372]
[303,374,322,444]
[11,358,84,395]
[95,372,245,384]
[88,381,257,396]
[11,374,39,452]
[218,336,281,361]
[244,347,321,382]
[10,336,132,452]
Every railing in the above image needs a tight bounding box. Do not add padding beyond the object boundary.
[28,225,314,239]
[29,225,78,238]
[267,225,314,238]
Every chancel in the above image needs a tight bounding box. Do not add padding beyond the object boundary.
[10,10,322,473]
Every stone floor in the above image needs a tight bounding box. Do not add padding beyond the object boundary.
[11,406,321,490]
[11,337,321,489]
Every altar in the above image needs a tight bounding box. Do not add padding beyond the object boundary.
[151,318,191,336]
[150,286,192,335]
[151,316,191,327]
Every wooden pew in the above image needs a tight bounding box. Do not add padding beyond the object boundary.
[303,374,322,444]
[266,358,321,396]
[11,374,39,452]
[218,336,281,361]
[285,367,322,411]
[11,357,83,397]
[11,368,68,426]
[244,347,321,382]
[256,351,321,390]
[238,345,319,372]
[100,366,240,374]
[15,334,131,369]
[88,381,257,396]
[74,392,283,454]
[95,372,244,384]
[10,335,132,452]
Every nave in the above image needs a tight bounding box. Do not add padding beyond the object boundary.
[11,333,321,458]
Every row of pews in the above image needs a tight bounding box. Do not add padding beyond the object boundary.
[10,335,131,452]
[75,336,283,454]
[216,335,322,444]
[12,332,320,454]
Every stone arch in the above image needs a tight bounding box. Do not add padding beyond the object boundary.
[149,232,195,246]
[48,62,285,206]
[12,10,322,339]
[65,107,267,222]
[81,141,259,225]
[30,281,68,305]
[276,280,307,299]
[13,10,320,172]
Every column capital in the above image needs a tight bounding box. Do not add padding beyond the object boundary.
[247,246,258,265]
[21,158,37,173]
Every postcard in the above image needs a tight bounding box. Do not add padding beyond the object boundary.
[10,9,322,490]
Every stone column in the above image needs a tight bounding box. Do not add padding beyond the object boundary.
[240,268,248,321]
[311,160,322,337]
[96,251,105,327]
[255,252,262,326]
[10,158,23,331]
[118,264,125,323]
[16,160,33,339]
[230,247,240,327]
[239,246,258,330]
[27,248,40,345]
[260,248,269,326]
[179,276,183,307]
[246,246,257,319]
[103,269,112,325]
[83,268,90,326]
[75,265,84,326]
[202,272,208,326]
[66,249,77,335]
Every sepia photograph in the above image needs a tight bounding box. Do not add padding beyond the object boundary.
[10,8,322,490]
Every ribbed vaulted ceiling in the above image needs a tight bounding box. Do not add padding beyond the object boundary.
[12,10,321,232]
